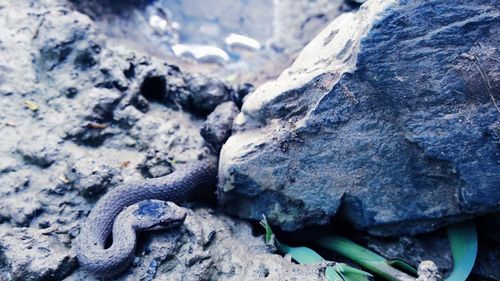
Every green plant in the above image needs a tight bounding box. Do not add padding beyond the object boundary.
[262,216,479,281]
[260,216,371,281]
[445,221,477,281]
[315,235,416,281]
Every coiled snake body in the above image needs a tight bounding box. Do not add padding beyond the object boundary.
[74,159,217,277]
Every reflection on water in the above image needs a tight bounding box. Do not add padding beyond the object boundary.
[80,0,353,83]
[225,33,261,51]
[142,0,272,63]
[171,44,230,63]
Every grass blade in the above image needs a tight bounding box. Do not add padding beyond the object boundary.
[326,266,344,281]
[260,216,370,281]
[259,215,273,243]
[316,235,416,281]
[282,244,369,281]
[445,221,478,281]
[336,263,373,276]
[260,216,323,264]
[279,243,324,264]
[388,259,418,275]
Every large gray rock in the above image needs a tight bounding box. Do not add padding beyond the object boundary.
[218,0,500,236]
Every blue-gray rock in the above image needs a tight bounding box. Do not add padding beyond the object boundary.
[67,157,122,198]
[218,0,500,236]
[0,227,77,281]
[201,101,240,152]
[175,75,233,115]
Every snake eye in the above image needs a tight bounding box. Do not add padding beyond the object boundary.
[146,222,169,230]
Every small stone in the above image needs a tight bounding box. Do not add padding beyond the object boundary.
[139,148,174,178]
[113,105,144,129]
[85,88,123,121]
[177,75,232,115]
[67,158,121,198]
[200,101,240,152]
[417,260,441,281]
[231,83,254,108]
[17,134,62,168]
[64,88,123,146]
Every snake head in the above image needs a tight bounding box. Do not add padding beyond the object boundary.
[134,200,187,231]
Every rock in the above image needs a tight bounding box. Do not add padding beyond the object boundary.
[0,227,76,281]
[201,101,240,152]
[416,261,440,281]
[218,0,500,235]
[232,83,254,108]
[175,75,233,115]
[67,158,122,198]
[17,134,63,168]
[64,88,124,146]
[139,147,175,178]
[471,230,500,280]
[363,231,452,275]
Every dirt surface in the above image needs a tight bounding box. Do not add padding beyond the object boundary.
[0,0,325,280]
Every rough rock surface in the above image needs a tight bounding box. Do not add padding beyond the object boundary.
[201,101,240,152]
[0,0,324,280]
[0,227,76,281]
[219,0,500,235]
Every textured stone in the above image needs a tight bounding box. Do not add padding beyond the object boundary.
[201,101,240,152]
[67,158,122,198]
[176,75,234,115]
[218,0,500,235]
[0,227,76,281]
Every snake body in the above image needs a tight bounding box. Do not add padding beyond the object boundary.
[74,159,217,277]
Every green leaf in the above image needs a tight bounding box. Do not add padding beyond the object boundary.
[317,235,387,263]
[445,221,478,281]
[326,266,344,281]
[388,259,418,275]
[334,263,371,281]
[279,243,324,264]
[342,271,370,281]
[260,216,323,264]
[259,215,273,244]
[316,235,415,281]
[259,216,370,281]
[336,263,373,277]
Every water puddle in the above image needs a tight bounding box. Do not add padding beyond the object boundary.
[77,0,356,84]
[144,0,272,64]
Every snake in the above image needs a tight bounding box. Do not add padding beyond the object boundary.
[74,159,217,277]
